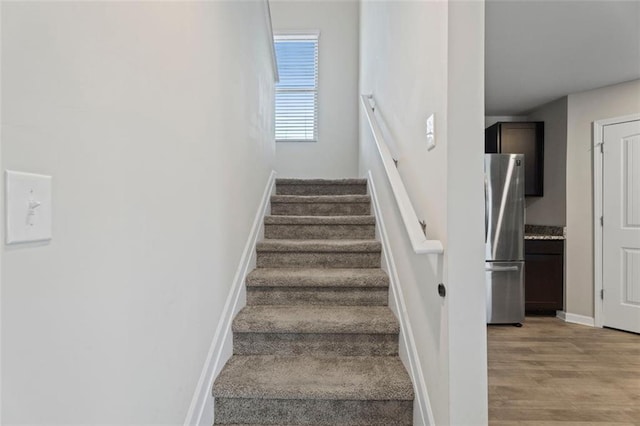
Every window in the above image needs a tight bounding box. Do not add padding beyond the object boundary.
[274,34,318,142]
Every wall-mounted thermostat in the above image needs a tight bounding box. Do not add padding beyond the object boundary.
[5,170,52,244]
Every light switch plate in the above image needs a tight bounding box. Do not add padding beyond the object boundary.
[6,170,52,244]
[426,114,435,135]
[426,114,436,151]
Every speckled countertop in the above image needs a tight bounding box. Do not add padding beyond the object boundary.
[525,225,566,240]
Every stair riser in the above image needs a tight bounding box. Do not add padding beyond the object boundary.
[271,202,370,216]
[257,252,381,269]
[276,183,367,196]
[247,287,388,306]
[265,224,375,240]
[234,333,398,356]
[214,398,413,425]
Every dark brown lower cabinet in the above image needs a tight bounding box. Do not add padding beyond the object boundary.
[525,240,564,312]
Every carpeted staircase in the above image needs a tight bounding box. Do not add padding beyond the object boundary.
[212,178,414,425]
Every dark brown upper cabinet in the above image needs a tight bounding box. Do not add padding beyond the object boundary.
[485,122,544,197]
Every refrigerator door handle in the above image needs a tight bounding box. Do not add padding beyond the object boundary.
[484,177,489,243]
[485,265,519,272]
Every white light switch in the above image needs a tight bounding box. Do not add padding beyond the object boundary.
[426,114,435,134]
[6,170,52,244]
[426,114,436,151]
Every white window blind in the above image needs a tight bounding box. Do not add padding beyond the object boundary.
[274,34,318,142]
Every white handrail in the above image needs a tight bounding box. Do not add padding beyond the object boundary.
[360,94,444,255]
[264,0,279,82]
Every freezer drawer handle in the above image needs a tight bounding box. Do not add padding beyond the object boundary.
[485,265,519,272]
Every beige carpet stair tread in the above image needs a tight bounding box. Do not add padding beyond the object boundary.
[213,355,414,401]
[275,179,368,196]
[246,268,389,288]
[233,305,399,334]
[264,215,375,225]
[276,178,368,185]
[271,194,370,204]
[256,239,381,252]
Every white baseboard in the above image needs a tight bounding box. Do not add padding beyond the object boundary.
[367,171,434,426]
[183,170,277,426]
[556,311,595,327]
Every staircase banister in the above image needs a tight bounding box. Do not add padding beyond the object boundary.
[264,0,279,82]
[360,94,444,255]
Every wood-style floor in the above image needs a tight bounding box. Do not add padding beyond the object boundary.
[488,316,640,425]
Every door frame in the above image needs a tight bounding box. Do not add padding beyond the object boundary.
[593,113,640,328]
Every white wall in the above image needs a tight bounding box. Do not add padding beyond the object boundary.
[270,0,359,178]
[484,115,527,128]
[526,96,568,226]
[359,1,487,424]
[446,2,487,424]
[359,2,448,422]
[1,2,275,424]
[565,79,640,318]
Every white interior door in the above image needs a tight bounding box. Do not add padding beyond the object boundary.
[603,119,640,334]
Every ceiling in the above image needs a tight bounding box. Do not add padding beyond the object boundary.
[485,0,640,115]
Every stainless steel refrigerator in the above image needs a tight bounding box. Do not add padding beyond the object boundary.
[485,154,525,325]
